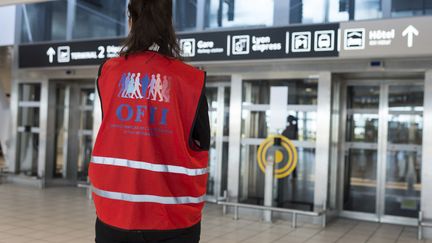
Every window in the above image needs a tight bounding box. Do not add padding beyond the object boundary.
[290,0,327,24]
[73,0,127,39]
[205,0,274,29]
[21,1,67,43]
[328,0,382,22]
[174,0,197,31]
[391,0,432,17]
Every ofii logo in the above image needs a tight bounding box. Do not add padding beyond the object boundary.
[118,72,171,103]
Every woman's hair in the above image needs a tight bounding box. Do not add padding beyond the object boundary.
[120,0,180,58]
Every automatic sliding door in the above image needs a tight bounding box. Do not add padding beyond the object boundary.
[341,81,424,222]
[343,85,380,214]
[77,88,95,181]
[17,83,41,177]
[384,85,423,218]
[206,83,230,201]
[240,79,318,210]
[53,82,95,181]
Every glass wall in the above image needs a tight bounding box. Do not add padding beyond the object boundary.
[328,0,382,22]
[290,0,327,24]
[21,0,127,43]
[19,0,432,44]
[205,0,274,28]
[73,0,127,39]
[391,0,432,17]
[240,79,317,211]
[21,0,67,43]
[174,0,197,31]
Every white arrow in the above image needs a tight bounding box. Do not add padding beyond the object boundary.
[402,25,419,48]
[46,47,56,63]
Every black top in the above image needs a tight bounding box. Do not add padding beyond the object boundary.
[95,62,210,241]
[190,90,211,151]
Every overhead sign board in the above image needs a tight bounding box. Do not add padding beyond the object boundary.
[18,23,339,68]
[19,38,123,68]
[179,24,339,61]
[18,16,432,68]
[340,17,432,58]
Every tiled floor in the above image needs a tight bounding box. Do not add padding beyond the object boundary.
[0,184,430,243]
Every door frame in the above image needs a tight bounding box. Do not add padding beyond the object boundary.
[46,80,95,185]
[338,79,424,226]
[205,81,230,202]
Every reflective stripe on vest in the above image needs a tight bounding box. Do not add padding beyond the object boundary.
[92,186,205,204]
[91,156,209,176]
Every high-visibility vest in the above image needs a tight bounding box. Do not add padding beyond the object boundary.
[89,52,209,231]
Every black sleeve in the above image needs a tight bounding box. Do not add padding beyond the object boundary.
[190,94,210,151]
[97,60,107,120]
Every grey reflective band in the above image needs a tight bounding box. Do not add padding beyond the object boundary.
[91,156,209,176]
[92,186,205,204]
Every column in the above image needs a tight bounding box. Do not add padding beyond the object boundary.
[227,74,242,201]
[313,72,332,210]
[273,0,290,26]
[66,0,76,41]
[196,0,206,31]
[422,70,432,239]
[38,79,49,180]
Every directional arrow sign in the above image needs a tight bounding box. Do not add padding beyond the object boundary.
[46,47,56,63]
[402,25,419,48]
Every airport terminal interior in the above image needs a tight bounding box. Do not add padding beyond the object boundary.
[1,0,432,242]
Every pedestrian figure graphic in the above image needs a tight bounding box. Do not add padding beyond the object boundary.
[120,72,131,98]
[154,74,164,101]
[147,74,157,100]
[162,75,170,102]
[131,73,143,99]
[141,74,150,98]
[118,73,127,97]
[126,73,136,98]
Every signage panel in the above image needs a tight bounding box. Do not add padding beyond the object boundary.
[18,24,339,68]
[17,16,432,68]
[340,17,432,58]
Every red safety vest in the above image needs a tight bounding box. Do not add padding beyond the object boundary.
[89,52,209,231]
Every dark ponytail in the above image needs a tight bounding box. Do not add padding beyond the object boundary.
[120,0,180,58]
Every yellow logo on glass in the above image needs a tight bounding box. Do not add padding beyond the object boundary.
[257,135,298,179]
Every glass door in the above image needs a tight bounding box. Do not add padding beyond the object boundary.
[239,79,318,210]
[205,82,230,201]
[77,87,95,181]
[340,80,423,223]
[17,83,41,177]
[343,85,380,215]
[384,85,423,219]
[53,81,95,182]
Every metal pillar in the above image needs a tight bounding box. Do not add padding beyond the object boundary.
[66,0,76,41]
[382,0,392,18]
[196,0,206,31]
[263,155,275,222]
[421,70,432,239]
[38,79,49,179]
[227,74,242,201]
[9,4,23,174]
[313,72,332,210]
[273,0,290,26]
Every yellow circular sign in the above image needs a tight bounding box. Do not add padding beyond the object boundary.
[257,135,298,179]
